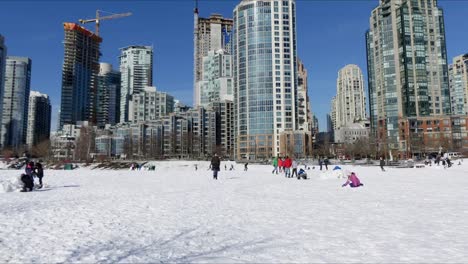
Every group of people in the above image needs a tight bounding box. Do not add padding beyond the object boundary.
[20,161,44,192]
[271,156,307,179]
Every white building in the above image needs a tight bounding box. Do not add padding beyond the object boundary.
[335,64,366,129]
[26,91,51,149]
[334,120,370,144]
[449,54,468,115]
[132,86,174,122]
[193,13,233,107]
[197,49,233,107]
[119,46,153,123]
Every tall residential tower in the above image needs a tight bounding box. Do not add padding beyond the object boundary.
[0,35,6,142]
[335,64,366,129]
[449,54,468,115]
[366,0,450,151]
[59,23,101,128]
[119,45,153,123]
[1,57,31,149]
[233,0,298,159]
[97,63,121,127]
[193,12,233,107]
[26,91,51,149]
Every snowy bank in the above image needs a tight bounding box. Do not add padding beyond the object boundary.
[1,162,468,262]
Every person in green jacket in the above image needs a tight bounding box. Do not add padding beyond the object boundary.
[272,156,279,174]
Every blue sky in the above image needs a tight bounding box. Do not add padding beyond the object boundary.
[1,0,468,131]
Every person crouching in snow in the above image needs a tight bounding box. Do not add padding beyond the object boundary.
[20,173,34,192]
[342,172,363,188]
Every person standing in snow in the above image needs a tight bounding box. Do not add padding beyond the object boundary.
[342,172,363,188]
[211,153,221,180]
[283,156,292,178]
[324,158,329,170]
[291,159,298,178]
[272,156,279,174]
[244,163,248,171]
[35,162,44,189]
[278,157,283,173]
[319,158,323,171]
[380,157,386,171]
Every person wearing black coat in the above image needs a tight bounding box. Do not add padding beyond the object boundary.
[211,153,221,180]
[35,162,44,188]
[380,157,385,171]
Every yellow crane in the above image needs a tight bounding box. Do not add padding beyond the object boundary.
[79,10,132,36]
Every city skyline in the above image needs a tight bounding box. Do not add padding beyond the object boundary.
[1,1,468,131]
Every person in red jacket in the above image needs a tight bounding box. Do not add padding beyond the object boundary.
[283,156,292,178]
[278,157,283,173]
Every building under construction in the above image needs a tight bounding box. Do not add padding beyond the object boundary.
[193,11,233,107]
[60,23,102,128]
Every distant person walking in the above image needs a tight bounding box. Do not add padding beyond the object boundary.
[380,157,386,171]
[211,153,221,180]
[272,156,279,174]
[319,158,323,171]
[244,163,248,171]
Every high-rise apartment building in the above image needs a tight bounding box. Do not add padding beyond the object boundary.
[97,63,121,128]
[60,23,101,128]
[330,96,337,132]
[193,12,233,107]
[335,65,366,129]
[197,49,234,107]
[233,0,298,159]
[0,35,6,138]
[119,45,153,123]
[26,91,51,149]
[1,57,31,149]
[449,54,468,115]
[297,59,312,132]
[366,0,450,151]
[132,86,174,123]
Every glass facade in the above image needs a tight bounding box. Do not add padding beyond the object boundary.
[366,0,450,151]
[234,0,298,159]
[449,55,468,115]
[1,57,31,149]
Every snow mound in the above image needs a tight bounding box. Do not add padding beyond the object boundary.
[319,169,349,179]
[0,175,22,193]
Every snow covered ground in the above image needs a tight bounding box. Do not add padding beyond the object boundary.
[1,161,468,263]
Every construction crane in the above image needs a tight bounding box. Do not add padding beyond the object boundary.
[79,10,132,36]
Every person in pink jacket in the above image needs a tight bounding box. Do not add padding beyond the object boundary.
[342,172,363,188]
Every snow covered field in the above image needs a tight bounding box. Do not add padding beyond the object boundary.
[1,161,468,263]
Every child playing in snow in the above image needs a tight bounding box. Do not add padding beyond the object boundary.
[342,172,363,188]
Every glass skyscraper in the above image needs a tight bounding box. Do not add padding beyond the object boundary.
[60,23,101,128]
[233,0,298,159]
[366,0,450,151]
[26,91,51,149]
[1,57,31,149]
[97,63,121,128]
